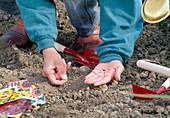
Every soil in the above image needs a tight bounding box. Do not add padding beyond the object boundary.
[0,0,169,118]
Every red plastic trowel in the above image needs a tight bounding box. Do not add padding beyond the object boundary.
[132,60,170,100]
[132,78,170,100]
[54,42,99,68]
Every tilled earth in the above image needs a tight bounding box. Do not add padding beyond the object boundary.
[0,0,169,118]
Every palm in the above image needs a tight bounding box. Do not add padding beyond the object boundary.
[84,60,124,86]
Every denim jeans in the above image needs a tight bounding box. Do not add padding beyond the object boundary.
[63,0,100,36]
[0,0,20,19]
[0,0,100,36]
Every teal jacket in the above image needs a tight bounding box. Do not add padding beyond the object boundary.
[16,0,143,64]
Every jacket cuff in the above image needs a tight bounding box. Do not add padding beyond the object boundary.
[35,36,55,53]
[99,52,124,64]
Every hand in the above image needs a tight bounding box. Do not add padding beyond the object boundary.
[42,48,71,85]
[84,60,124,86]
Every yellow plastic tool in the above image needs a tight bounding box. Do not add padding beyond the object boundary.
[142,0,170,23]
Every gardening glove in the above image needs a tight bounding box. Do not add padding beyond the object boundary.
[42,47,71,85]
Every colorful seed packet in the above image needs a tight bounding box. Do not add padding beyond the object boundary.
[0,88,22,105]
[0,98,36,118]
[8,80,45,105]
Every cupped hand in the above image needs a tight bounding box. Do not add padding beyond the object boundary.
[84,60,124,86]
[42,48,71,85]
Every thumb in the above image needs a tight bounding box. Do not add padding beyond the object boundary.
[59,59,68,81]
[60,74,68,81]
[67,62,71,70]
[114,67,124,81]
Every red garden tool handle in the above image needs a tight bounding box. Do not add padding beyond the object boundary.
[137,60,170,77]
[136,60,170,97]
[64,48,89,64]
[159,88,170,101]
[156,78,170,94]
[54,42,89,64]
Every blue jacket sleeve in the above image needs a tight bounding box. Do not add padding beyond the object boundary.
[16,0,58,52]
[97,0,143,64]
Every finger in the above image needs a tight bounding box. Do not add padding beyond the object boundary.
[62,58,66,65]
[84,74,98,83]
[55,73,61,80]
[55,73,68,81]
[66,62,71,70]
[85,72,95,80]
[93,70,115,86]
[55,69,68,81]
[85,76,103,84]
[57,59,68,80]
[42,72,46,77]
[114,66,124,81]
[55,80,67,85]
[93,76,111,86]
[42,68,55,78]
[44,68,66,85]
[84,70,104,83]
[48,74,65,86]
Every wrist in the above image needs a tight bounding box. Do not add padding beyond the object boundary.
[42,47,56,57]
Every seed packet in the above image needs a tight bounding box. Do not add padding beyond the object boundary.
[0,88,22,105]
[8,80,45,105]
[0,98,36,118]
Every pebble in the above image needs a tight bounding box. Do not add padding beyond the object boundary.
[100,84,108,92]
[68,100,77,109]
[135,75,141,83]
[166,106,170,111]
[112,80,118,87]
[129,100,140,108]
[164,109,169,115]
[149,72,156,79]
[33,106,40,111]
[25,113,32,116]
[116,102,124,109]
[30,115,35,118]
[109,111,119,118]
[94,90,102,97]
[155,106,165,113]
[3,16,8,20]
[123,108,130,114]
[52,96,56,102]
[0,83,3,89]
[92,111,100,118]
[85,91,89,99]
[132,110,142,117]
[141,106,155,114]
[9,59,15,64]
[101,114,109,118]
[140,72,148,78]
[148,47,157,55]
[86,86,90,91]
[78,91,82,98]
[73,92,78,100]
[129,108,133,113]
[123,97,131,104]
[108,104,119,111]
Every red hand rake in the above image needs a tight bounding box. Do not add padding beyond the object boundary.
[132,60,170,101]
[54,42,99,68]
